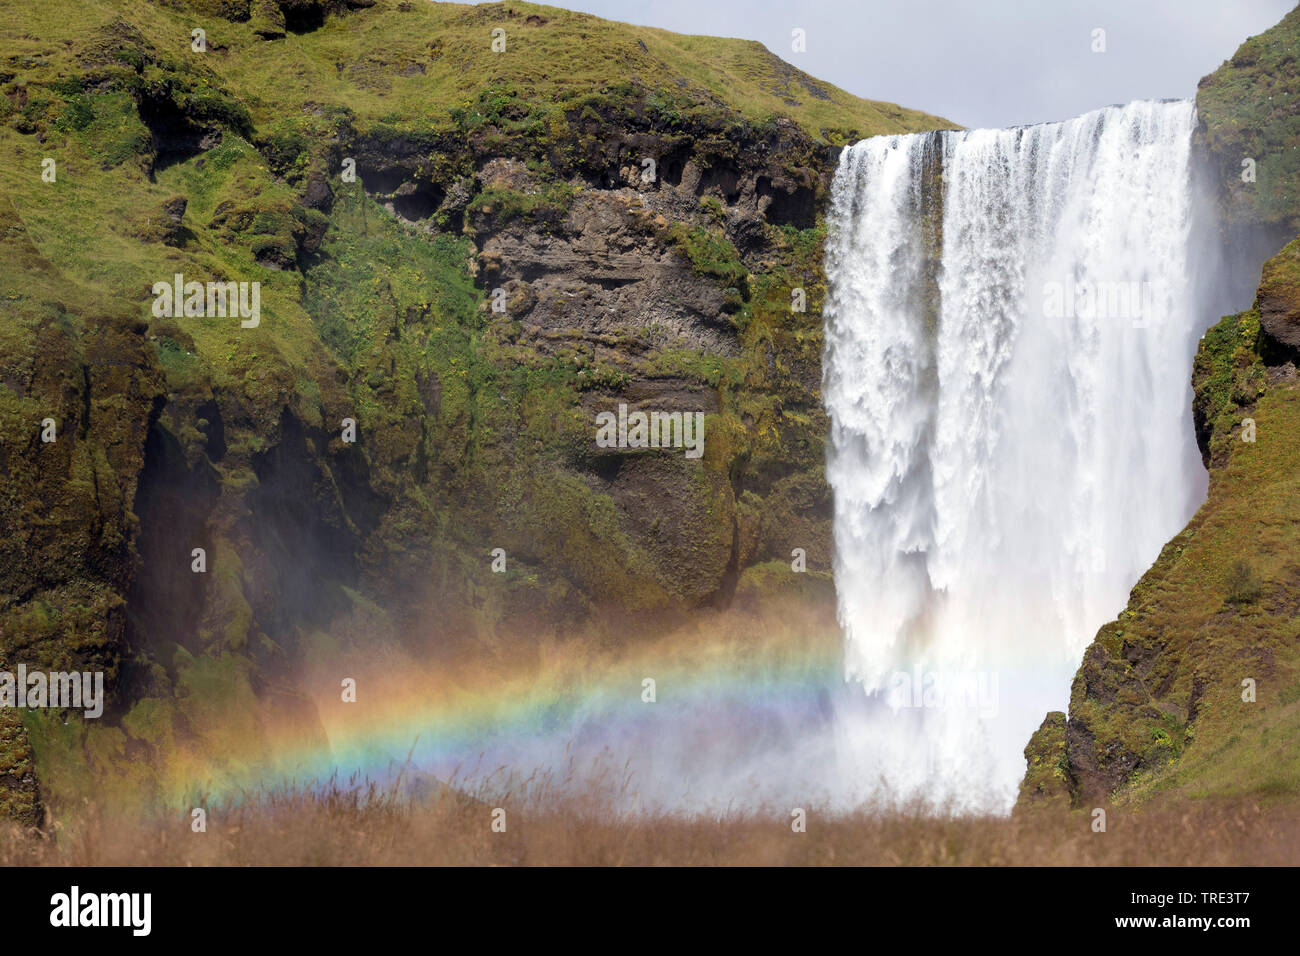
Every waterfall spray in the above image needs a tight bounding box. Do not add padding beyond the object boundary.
[824,100,1212,810]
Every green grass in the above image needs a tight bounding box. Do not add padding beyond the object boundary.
[466,181,578,227]
[0,0,954,149]
[1197,4,1300,232]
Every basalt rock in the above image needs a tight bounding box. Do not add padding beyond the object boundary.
[1258,238,1300,364]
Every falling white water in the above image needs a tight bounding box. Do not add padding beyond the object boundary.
[823,100,1212,811]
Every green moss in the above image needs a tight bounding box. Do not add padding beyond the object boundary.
[734,559,833,603]
[1016,712,1072,811]
[0,708,40,825]
[668,222,750,295]
[1070,339,1300,805]
[0,0,955,151]
[1022,227,1300,810]
[466,181,577,227]
[1196,5,1300,231]
[1193,308,1268,461]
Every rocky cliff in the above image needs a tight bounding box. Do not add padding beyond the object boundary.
[0,0,952,816]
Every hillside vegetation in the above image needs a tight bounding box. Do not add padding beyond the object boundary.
[0,0,951,819]
[1,0,952,147]
[1196,2,1300,235]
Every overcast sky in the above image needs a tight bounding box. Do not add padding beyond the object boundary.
[502,0,1297,129]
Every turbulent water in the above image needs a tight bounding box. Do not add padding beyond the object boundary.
[823,100,1214,810]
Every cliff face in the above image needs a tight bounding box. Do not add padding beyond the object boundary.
[0,198,165,825]
[0,0,952,814]
[1019,6,1300,811]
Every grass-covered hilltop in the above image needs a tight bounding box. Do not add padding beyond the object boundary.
[0,0,953,820]
[1019,5,1300,814]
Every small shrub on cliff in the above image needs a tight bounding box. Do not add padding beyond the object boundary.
[1224,560,1263,605]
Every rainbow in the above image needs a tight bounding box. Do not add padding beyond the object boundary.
[163,627,849,814]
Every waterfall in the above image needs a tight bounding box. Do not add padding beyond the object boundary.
[823,100,1211,811]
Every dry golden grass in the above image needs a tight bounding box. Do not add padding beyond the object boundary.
[12,595,1300,867]
[2,781,1296,866]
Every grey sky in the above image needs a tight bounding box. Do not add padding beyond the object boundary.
[501,0,1297,129]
